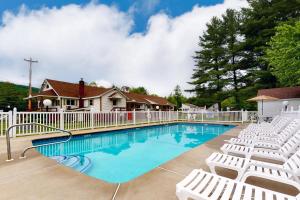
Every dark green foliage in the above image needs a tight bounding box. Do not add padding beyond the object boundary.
[265,22,300,86]
[188,17,227,110]
[189,0,300,110]
[167,85,186,109]
[129,87,148,95]
[0,82,39,111]
[222,9,254,109]
[241,0,300,88]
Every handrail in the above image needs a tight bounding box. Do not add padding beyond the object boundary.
[5,123,72,161]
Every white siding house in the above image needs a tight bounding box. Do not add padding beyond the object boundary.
[256,86,300,117]
[29,79,174,112]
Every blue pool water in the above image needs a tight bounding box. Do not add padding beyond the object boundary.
[34,123,234,183]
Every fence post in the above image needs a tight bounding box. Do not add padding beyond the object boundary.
[176,110,179,121]
[187,110,190,121]
[201,110,204,122]
[8,110,13,137]
[168,109,171,122]
[133,109,136,125]
[59,109,64,130]
[115,110,118,126]
[241,109,245,124]
[12,108,17,137]
[91,110,94,129]
[147,109,150,124]
[159,109,162,123]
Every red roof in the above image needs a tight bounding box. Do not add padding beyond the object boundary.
[32,89,57,97]
[46,79,111,98]
[258,86,300,99]
[124,92,173,106]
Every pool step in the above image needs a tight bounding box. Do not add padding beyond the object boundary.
[50,155,92,173]
[74,155,92,173]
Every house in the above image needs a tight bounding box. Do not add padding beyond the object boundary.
[181,104,205,112]
[257,86,300,117]
[29,79,174,112]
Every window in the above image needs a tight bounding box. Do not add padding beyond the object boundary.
[53,100,60,106]
[89,99,93,106]
[66,99,75,106]
[112,99,117,106]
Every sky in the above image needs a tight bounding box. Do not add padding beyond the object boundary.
[0,0,248,96]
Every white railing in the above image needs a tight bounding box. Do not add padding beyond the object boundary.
[178,111,245,122]
[0,109,255,137]
[0,112,11,137]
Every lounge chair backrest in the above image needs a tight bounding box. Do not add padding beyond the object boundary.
[277,119,299,137]
[277,119,300,140]
[283,146,300,175]
[269,117,291,133]
[270,115,280,125]
[279,130,300,155]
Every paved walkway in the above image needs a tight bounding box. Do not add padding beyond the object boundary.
[0,123,297,200]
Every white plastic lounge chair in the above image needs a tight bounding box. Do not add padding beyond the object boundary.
[221,130,300,161]
[245,115,280,130]
[238,116,291,138]
[206,149,300,187]
[227,119,300,148]
[176,169,300,200]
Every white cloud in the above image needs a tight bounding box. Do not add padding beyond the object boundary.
[0,0,248,96]
[95,79,113,88]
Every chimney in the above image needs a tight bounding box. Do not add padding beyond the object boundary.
[79,78,85,108]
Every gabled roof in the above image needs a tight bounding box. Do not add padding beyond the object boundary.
[32,89,57,97]
[46,79,111,98]
[258,86,300,99]
[124,92,150,104]
[124,92,173,106]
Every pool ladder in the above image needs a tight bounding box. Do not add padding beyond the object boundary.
[5,123,72,161]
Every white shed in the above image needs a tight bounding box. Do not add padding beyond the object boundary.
[256,86,300,117]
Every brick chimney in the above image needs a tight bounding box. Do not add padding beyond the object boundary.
[79,78,85,108]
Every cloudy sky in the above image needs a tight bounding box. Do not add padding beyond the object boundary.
[0,0,248,96]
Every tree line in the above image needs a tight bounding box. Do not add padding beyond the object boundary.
[188,0,300,111]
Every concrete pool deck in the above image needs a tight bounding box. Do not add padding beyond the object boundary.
[0,122,298,200]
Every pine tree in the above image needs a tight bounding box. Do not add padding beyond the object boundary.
[222,9,250,109]
[189,17,227,110]
[241,0,300,89]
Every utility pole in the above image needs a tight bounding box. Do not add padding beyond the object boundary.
[24,57,38,111]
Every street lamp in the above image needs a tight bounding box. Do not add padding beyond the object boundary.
[43,99,52,112]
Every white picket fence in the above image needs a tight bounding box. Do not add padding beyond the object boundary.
[0,109,255,137]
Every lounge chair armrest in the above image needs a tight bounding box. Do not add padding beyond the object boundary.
[244,162,296,176]
[252,148,281,154]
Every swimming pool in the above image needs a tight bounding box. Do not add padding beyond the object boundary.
[34,123,234,183]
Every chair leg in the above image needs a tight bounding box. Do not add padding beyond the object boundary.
[208,165,217,174]
[176,191,190,200]
[236,170,245,181]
